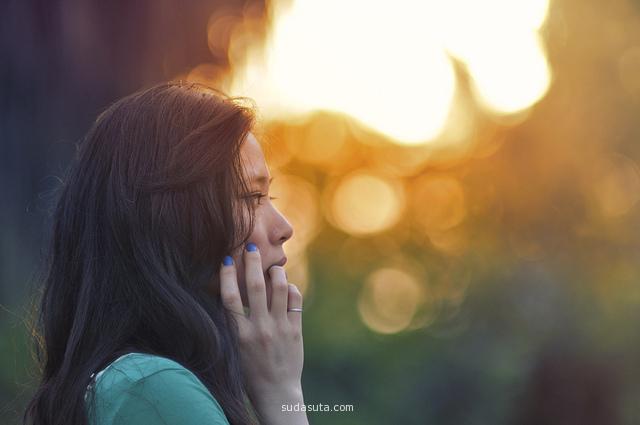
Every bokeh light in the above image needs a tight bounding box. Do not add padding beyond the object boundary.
[228,0,552,146]
[283,113,351,168]
[325,171,405,236]
[438,0,551,114]
[357,267,426,334]
[368,142,435,178]
[461,33,551,114]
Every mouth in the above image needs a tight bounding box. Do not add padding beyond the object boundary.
[273,256,287,267]
[264,256,287,275]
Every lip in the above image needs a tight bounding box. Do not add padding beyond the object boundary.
[273,256,287,267]
[264,257,287,276]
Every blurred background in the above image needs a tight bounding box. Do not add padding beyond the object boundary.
[2,0,640,423]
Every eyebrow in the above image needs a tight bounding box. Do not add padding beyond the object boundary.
[252,175,274,186]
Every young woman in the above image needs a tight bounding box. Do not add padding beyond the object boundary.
[23,81,308,425]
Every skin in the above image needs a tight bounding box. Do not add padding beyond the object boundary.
[231,132,294,308]
[219,132,308,425]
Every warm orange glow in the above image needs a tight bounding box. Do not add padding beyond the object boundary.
[438,0,551,114]
[411,175,467,234]
[325,172,405,236]
[618,46,640,96]
[284,114,350,167]
[186,63,223,87]
[227,0,552,146]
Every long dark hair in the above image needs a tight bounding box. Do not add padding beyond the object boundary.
[23,81,260,425]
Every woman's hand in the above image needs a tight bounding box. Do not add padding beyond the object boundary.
[219,244,308,425]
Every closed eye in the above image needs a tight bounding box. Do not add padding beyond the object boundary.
[245,192,278,204]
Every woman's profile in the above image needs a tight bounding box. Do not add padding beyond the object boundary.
[22,81,307,425]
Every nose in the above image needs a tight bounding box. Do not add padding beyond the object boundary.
[272,210,294,245]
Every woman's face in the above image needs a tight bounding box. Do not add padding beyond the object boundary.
[231,132,294,308]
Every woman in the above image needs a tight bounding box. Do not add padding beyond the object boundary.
[23,81,308,425]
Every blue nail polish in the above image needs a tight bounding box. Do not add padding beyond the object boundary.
[246,243,258,252]
[223,256,234,266]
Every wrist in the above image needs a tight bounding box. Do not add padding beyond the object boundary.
[253,384,304,406]
[251,386,308,425]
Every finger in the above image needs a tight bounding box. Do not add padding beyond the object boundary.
[219,256,245,317]
[244,243,268,319]
[268,266,289,321]
[287,283,303,327]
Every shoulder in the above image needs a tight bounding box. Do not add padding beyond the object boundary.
[88,353,230,425]
[96,352,189,382]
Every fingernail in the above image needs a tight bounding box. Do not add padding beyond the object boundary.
[223,256,234,266]
[246,243,258,252]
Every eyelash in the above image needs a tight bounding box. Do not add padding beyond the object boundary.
[247,192,278,205]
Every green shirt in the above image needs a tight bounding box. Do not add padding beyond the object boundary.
[84,352,231,425]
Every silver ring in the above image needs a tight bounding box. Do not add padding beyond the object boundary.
[287,307,303,312]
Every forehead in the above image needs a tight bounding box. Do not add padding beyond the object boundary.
[240,132,270,183]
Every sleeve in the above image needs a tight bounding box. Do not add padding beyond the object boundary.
[111,367,231,425]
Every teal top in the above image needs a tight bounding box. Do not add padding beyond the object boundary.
[84,352,231,425]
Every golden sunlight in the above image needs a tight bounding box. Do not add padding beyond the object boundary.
[410,175,467,234]
[325,171,405,236]
[227,0,552,145]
